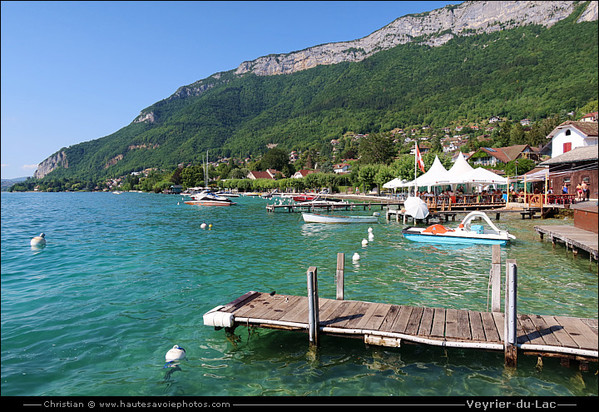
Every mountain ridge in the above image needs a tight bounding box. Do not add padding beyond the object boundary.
[33,0,598,180]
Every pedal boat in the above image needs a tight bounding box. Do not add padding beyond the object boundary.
[402,211,516,246]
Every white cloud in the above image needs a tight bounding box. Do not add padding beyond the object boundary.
[22,164,38,170]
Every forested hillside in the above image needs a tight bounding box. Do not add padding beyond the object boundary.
[33,5,598,184]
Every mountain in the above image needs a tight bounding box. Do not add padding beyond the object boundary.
[34,0,598,181]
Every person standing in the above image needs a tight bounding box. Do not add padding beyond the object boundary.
[581,181,589,201]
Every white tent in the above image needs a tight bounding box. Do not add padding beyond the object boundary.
[383,152,508,190]
[385,155,451,188]
[443,152,474,182]
[382,177,404,189]
[413,155,451,186]
[459,167,508,185]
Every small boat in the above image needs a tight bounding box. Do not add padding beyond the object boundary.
[302,212,379,224]
[216,191,240,197]
[184,190,236,206]
[402,211,516,246]
[293,194,316,202]
[295,196,349,208]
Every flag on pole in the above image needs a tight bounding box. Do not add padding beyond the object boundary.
[415,143,425,173]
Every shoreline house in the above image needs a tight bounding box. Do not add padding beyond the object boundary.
[292,169,318,179]
[540,120,598,198]
[544,121,598,158]
[247,169,280,180]
[333,163,351,174]
[539,145,598,200]
[466,144,541,167]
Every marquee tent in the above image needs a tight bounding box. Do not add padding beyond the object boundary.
[383,152,509,190]
[458,167,508,185]
[385,155,451,188]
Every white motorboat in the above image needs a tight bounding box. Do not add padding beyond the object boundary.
[184,191,236,206]
[294,196,349,208]
[402,211,516,246]
[302,212,379,224]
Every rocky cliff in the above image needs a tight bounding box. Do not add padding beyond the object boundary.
[34,150,68,179]
[234,1,597,76]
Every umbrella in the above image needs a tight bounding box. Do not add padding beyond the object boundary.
[403,196,429,219]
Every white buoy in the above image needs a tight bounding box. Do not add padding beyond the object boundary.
[368,227,373,233]
[165,345,186,363]
[361,238,368,247]
[352,252,360,261]
[200,223,207,229]
[30,233,46,247]
[368,233,374,242]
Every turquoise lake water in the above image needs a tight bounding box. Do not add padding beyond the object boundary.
[1,192,597,397]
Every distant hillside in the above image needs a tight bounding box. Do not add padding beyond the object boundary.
[34,1,597,182]
[1,177,28,191]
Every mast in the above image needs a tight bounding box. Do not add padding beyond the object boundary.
[204,150,209,190]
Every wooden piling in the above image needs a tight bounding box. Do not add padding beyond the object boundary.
[490,245,501,312]
[504,259,518,367]
[307,266,319,346]
[336,253,345,300]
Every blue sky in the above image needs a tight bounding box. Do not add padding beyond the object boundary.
[1,1,458,179]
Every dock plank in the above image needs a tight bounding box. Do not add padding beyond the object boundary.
[555,316,598,351]
[481,312,500,343]
[405,306,425,336]
[418,307,435,336]
[469,311,486,342]
[430,308,446,338]
[354,303,392,331]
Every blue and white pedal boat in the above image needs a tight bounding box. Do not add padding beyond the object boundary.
[402,211,516,246]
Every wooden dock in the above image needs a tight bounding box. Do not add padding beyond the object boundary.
[386,207,545,224]
[204,256,598,368]
[535,225,598,262]
[266,202,396,213]
[204,291,597,364]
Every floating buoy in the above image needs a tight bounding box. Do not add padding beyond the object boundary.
[164,345,186,368]
[368,233,374,242]
[200,223,207,229]
[368,227,373,233]
[361,238,368,247]
[208,224,212,230]
[30,233,46,247]
[352,252,360,261]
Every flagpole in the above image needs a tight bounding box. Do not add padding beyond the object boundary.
[414,142,417,197]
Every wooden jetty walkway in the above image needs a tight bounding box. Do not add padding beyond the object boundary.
[266,201,396,213]
[535,225,598,262]
[204,252,597,368]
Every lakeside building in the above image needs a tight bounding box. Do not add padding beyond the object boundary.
[539,145,598,200]
[545,121,598,158]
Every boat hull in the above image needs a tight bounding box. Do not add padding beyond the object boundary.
[402,231,508,245]
[184,201,234,206]
[302,213,378,224]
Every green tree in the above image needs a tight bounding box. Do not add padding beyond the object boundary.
[358,134,396,165]
[260,147,289,171]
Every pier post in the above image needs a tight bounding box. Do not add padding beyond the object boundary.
[307,266,320,346]
[504,259,518,367]
[336,253,345,300]
[490,245,501,312]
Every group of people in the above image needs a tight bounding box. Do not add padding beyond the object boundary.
[562,181,590,201]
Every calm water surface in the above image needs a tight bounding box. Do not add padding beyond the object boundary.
[1,192,597,396]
